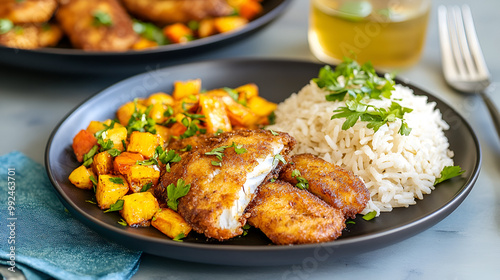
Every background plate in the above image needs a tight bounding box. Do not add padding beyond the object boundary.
[0,0,291,74]
[45,59,481,266]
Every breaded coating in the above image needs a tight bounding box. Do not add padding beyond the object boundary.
[121,0,233,25]
[155,130,296,240]
[280,153,369,218]
[56,0,138,51]
[0,0,57,24]
[247,180,346,245]
[0,23,62,49]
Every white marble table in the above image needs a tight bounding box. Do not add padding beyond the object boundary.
[1,0,499,278]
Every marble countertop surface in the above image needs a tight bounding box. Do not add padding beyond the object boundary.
[1,0,499,279]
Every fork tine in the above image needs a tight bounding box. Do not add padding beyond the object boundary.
[461,5,491,80]
[438,6,458,81]
[447,6,468,80]
[452,6,476,79]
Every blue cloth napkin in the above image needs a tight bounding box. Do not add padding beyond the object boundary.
[0,151,142,280]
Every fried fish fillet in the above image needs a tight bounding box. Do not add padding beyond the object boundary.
[154,130,296,240]
[120,0,233,25]
[56,0,138,51]
[247,180,346,245]
[280,153,370,218]
[0,0,58,24]
[0,23,62,49]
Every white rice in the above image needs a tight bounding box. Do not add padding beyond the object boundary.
[268,81,454,215]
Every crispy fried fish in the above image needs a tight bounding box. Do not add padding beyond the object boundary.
[280,153,370,218]
[247,180,346,245]
[0,0,58,24]
[56,0,138,51]
[154,130,296,240]
[0,23,62,49]
[120,0,233,25]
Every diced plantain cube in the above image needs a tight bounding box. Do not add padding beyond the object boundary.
[117,101,147,126]
[152,208,192,239]
[198,18,216,38]
[247,96,277,117]
[155,125,170,145]
[68,165,96,190]
[235,83,259,102]
[127,131,159,158]
[214,16,248,33]
[96,175,129,210]
[199,94,232,134]
[120,192,159,227]
[113,152,145,175]
[148,103,166,124]
[172,79,201,100]
[101,126,128,151]
[91,151,114,176]
[144,92,174,106]
[126,164,160,193]
[72,129,98,162]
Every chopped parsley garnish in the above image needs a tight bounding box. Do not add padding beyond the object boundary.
[314,58,412,135]
[118,219,128,226]
[223,87,246,106]
[362,211,377,221]
[140,182,153,192]
[85,199,97,205]
[137,146,181,167]
[82,145,99,167]
[291,169,309,190]
[166,179,191,211]
[434,166,465,185]
[127,99,157,135]
[0,19,14,34]
[346,220,356,225]
[179,145,192,152]
[205,142,247,166]
[272,154,286,166]
[89,175,98,192]
[107,148,122,157]
[93,10,113,27]
[104,199,124,213]
[269,129,279,136]
[242,224,251,236]
[109,177,124,185]
[132,19,168,45]
[173,232,186,242]
[179,113,206,139]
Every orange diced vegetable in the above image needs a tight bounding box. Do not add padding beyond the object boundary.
[127,131,159,158]
[96,175,129,210]
[148,103,166,124]
[117,101,146,126]
[172,79,202,100]
[72,129,98,162]
[120,192,160,227]
[126,165,160,193]
[235,83,259,104]
[247,96,278,117]
[169,122,187,137]
[91,151,114,176]
[163,23,193,44]
[68,165,95,190]
[198,18,216,38]
[155,125,170,145]
[199,95,232,134]
[102,126,128,151]
[132,37,158,50]
[113,152,145,175]
[152,208,192,239]
[144,92,174,106]
[239,0,263,20]
[214,16,248,33]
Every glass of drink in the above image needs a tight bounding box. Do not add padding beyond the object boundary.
[308,0,431,68]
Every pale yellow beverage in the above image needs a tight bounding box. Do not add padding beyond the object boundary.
[309,0,431,68]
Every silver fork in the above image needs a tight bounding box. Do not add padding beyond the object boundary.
[438,5,500,138]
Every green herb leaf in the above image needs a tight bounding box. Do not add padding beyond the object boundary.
[272,154,286,166]
[85,199,96,204]
[82,145,99,167]
[109,177,124,185]
[346,220,356,225]
[107,148,122,157]
[291,169,309,190]
[132,19,168,45]
[269,129,279,136]
[93,10,113,27]
[434,166,465,185]
[0,19,14,35]
[167,179,191,211]
[362,211,377,221]
[104,199,124,213]
[140,182,153,192]
[173,232,186,242]
[126,99,157,135]
[118,219,128,226]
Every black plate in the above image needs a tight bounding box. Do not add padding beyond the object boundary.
[0,0,291,74]
[45,59,481,266]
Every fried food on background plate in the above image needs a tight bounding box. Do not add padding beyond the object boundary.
[0,23,62,49]
[120,0,233,25]
[56,0,138,51]
[247,180,346,245]
[154,129,296,240]
[280,153,370,219]
[0,0,58,24]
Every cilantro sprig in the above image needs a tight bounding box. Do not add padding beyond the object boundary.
[166,179,191,211]
[291,169,309,190]
[205,142,247,166]
[136,146,181,172]
[127,99,157,135]
[434,166,465,185]
[313,58,412,136]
